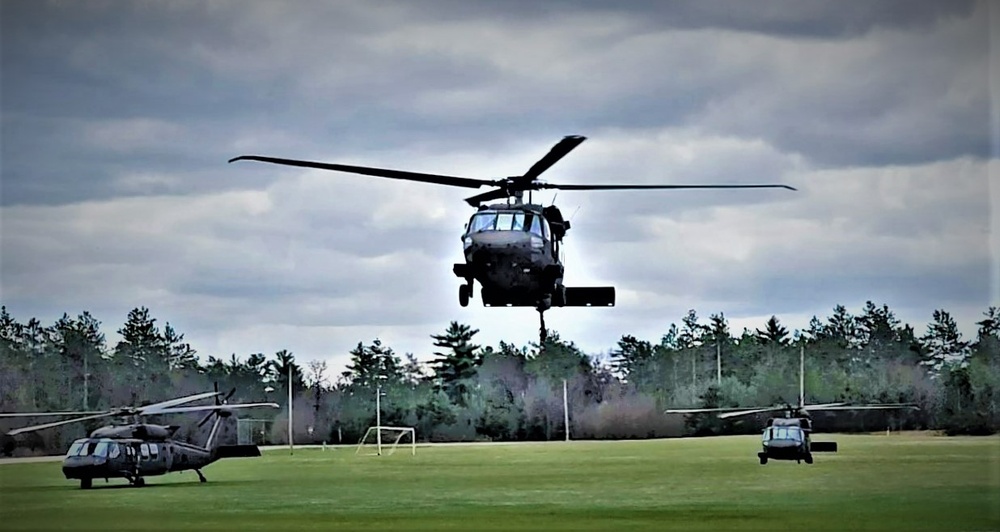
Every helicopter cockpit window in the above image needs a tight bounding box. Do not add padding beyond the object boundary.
[468,213,497,233]
[468,212,534,233]
[525,214,549,239]
[511,213,524,231]
[93,441,110,458]
[66,441,86,457]
[495,213,515,230]
[770,427,803,441]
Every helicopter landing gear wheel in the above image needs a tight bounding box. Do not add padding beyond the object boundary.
[553,284,566,307]
[804,453,813,464]
[196,469,207,483]
[459,284,470,307]
[80,478,92,489]
[759,455,768,465]
[134,477,145,487]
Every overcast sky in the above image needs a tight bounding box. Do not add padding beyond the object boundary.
[2,0,997,376]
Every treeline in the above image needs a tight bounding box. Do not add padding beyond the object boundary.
[1,303,998,455]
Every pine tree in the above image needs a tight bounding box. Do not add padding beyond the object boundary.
[429,322,481,406]
[921,309,971,373]
[756,316,790,346]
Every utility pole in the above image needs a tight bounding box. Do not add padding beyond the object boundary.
[288,364,293,455]
[376,383,382,455]
[716,340,721,386]
[563,379,570,442]
[83,354,89,410]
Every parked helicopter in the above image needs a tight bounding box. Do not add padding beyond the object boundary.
[666,346,918,464]
[3,388,279,488]
[229,135,795,342]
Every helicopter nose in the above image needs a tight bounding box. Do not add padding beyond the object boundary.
[467,231,532,248]
[62,456,106,479]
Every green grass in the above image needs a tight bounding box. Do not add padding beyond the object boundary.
[1,433,998,531]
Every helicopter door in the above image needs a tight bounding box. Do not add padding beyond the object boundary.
[138,443,152,474]
[161,443,173,469]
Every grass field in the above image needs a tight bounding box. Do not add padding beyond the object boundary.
[1,433,998,531]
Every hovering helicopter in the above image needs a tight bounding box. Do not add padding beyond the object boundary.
[2,388,279,488]
[229,135,796,341]
[666,346,919,464]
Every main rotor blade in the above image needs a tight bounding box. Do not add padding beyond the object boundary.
[664,407,754,414]
[801,402,849,410]
[0,411,105,418]
[229,155,499,190]
[7,412,115,436]
[464,188,509,206]
[808,404,920,411]
[519,135,587,183]
[536,183,797,191]
[718,407,786,419]
[139,391,224,414]
[152,402,280,415]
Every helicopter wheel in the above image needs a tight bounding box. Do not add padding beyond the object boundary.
[553,284,566,307]
[459,284,470,307]
[80,478,92,489]
[134,477,145,487]
[759,455,768,465]
[804,453,813,464]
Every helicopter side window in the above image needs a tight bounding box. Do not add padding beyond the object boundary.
[527,215,543,237]
[526,214,549,240]
[149,443,159,459]
[109,443,121,459]
[140,443,150,460]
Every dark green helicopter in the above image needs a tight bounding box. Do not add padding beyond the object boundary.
[3,389,278,488]
[666,347,918,464]
[230,135,795,341]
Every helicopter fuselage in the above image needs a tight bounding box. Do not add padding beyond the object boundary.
[60,423,261,488]
[758,417,837,465]
[453,203,613,311]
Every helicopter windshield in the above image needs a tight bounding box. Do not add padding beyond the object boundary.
[467,211,549,238]
[765,427,803,442]
[66,440,86,457]
[66,439,110,457]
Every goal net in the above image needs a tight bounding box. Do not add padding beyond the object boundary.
[237,418,272,445]
[355,426,416,456]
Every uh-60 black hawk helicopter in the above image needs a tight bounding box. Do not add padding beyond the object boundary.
[229,135,795,342]
[2,388,278,489]
[666,346,919,464]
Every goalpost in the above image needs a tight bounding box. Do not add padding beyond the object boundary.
[355,426,416,456]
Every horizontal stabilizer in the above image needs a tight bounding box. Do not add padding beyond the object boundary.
[811,441,838,453]
[215,445,262,459]
[563,287,615,307]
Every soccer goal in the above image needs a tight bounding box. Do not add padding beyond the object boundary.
[237,418,272,445]
[355,426,416,456]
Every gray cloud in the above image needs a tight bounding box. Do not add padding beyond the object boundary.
[1,0,993,367]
